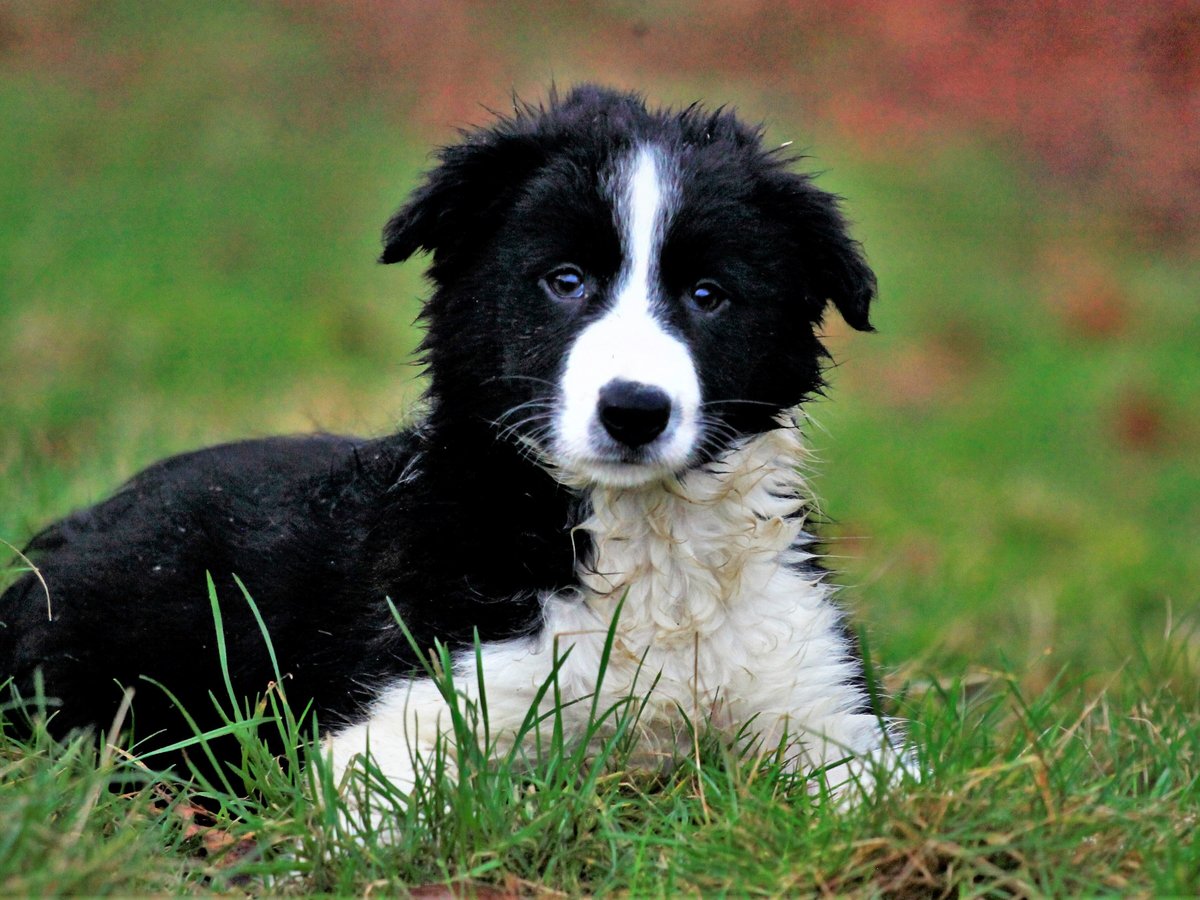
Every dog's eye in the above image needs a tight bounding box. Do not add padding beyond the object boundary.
[542,265,589,302]
[687,280,729,314]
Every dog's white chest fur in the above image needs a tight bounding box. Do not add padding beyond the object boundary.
[544,421,881,764]
[329,422,888,797]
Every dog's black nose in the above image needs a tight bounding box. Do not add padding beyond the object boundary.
[597,380,672,448]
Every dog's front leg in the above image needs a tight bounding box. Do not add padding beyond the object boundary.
[326,674,457,839]
[328,676,448,791]
[325,636,568,840]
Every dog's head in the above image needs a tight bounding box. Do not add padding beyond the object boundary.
[382,85,875,488]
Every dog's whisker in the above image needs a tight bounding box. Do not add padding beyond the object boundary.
[488,374,561,389]
[496,414,555,444]
[493,413,554,439]
[492,397,557,425]
[699,398,782,409]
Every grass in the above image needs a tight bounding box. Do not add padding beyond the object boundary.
[2,590,1196,895]
[1,2,1198,895]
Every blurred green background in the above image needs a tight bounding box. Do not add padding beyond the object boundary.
[1,0,1197,687]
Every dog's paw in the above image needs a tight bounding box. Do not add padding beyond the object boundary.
[815,742,921,809]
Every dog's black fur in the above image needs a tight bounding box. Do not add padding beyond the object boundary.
[0,85,876,765]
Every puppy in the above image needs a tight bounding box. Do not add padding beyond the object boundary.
[1,85,899,816]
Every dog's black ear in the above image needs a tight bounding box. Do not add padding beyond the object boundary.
[762,170,878,332]
[811,208,876,332]
[380,131,546,267]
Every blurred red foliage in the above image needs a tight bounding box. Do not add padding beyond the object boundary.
[1038,246,1133,340]
[1112,387,1169,451]
[3,1,1195,242]
[284,0,512,127]
[816,1,1200,240]
[295,0,1198,244]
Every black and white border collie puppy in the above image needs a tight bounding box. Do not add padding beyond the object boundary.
[1,86,899,817]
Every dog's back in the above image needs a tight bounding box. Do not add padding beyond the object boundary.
[3,434,393,742]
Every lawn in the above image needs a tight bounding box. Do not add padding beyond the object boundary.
[1,4,1197,895]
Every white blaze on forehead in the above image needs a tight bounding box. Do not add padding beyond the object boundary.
[622,145,668,310]
[554,146,702,486]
